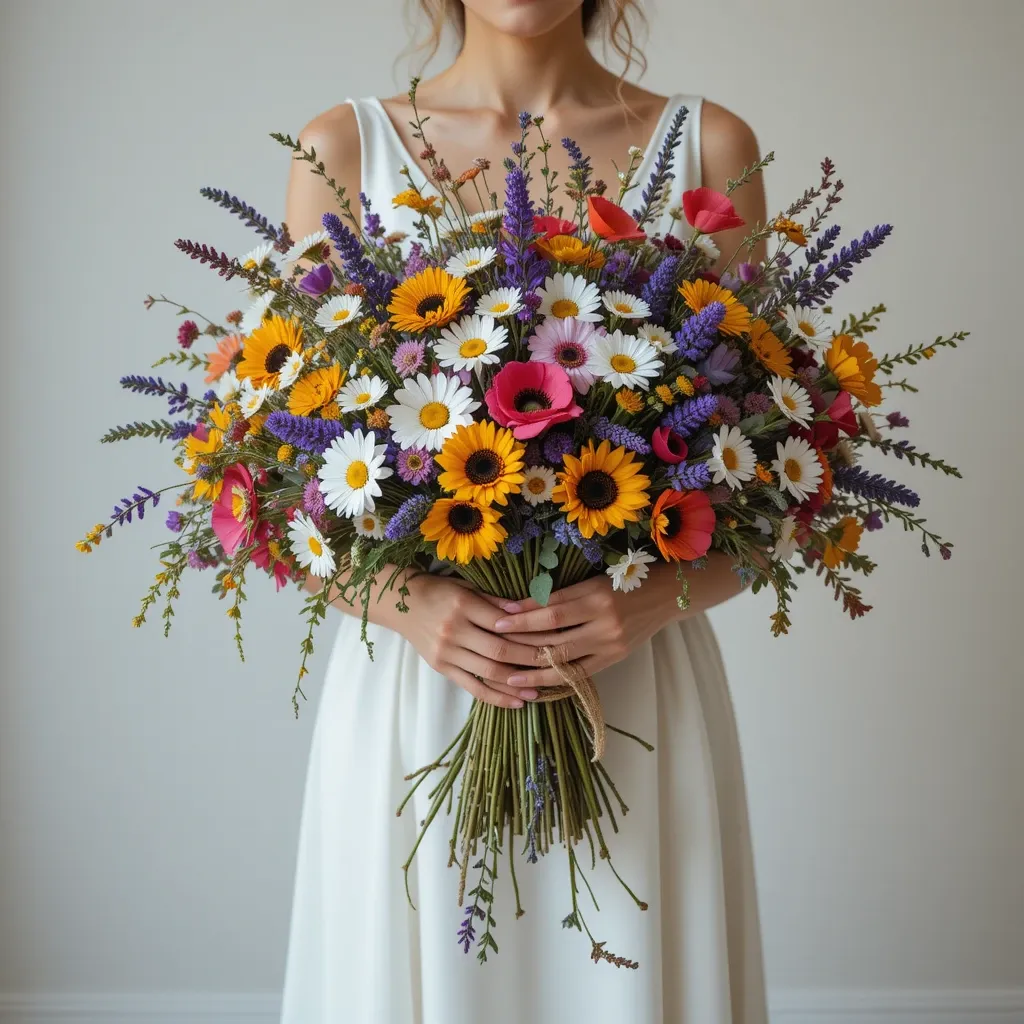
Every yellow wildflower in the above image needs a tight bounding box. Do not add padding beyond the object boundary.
[320,401,341,420]
[615,389,645,414]
[277,444,294,464]
[774,217,808,246]
[366,408,391,430]
[392,189,438,214]
[655,384,675,405]
[675,375,695,397]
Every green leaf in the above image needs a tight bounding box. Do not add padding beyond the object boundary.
[537,548,559,570]
[529,572,553,606]
[540,533,559,554]
[738,414,765,434]
[761,486,788,511]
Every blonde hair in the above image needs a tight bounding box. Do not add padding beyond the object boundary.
[410,0,648,83]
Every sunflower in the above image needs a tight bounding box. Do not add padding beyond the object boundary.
[387,267,470,334]
[825,334,883,407]
[650,488,716,561]
[436,420,526,506]
[679,279,751,337]
[534,234,605,269]
[288,362,344,417]
[553,439,651,539]
[420,498,507,564]
[747,318,793,378]
[237,315,304,389]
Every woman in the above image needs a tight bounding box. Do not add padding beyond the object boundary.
[280,1,769,1021]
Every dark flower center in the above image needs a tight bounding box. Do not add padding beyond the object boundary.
[448,503,484,534]
[514,388,552,413]
[465,449,503,485]
[661,506,682,539]
[416,294,446,318]
[578,470,618,510]
[264,344,292,374]
[556,343,586,369]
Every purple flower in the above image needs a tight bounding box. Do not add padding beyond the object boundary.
[591,416,651,454]
[522,519,543,540]
[674,302,726,361]
[863,509,884,531]
[666,460,711,490]
[302,478,326,525]
[169,420,195,441]
[639,255,679,323]
[177,320,199,349]
[794,225,893,307]
[886,411,910,428]
[600,249,635,291]
[359,192,382,237]
[187,550,215,570]
[743,392,773,415]
[404,242,430,276]
[662,394,718,437]
[939,544,952,561]
[321,212,397,316]
[165,511,184,533]
[498,166,546,293]
[265,410,345,452]
[631,103,688,227]
[833,465,920,508]
[393,340,426,378]
[518,111,532,131]
[296,263,334,296]
[384,494,432,540]
[523,439,544,465]
[699,343,740,385]
[542,429,575,464]
[738,261,762,284]
[716,395,740,426]
[505,532,527,555]
[396,446,435,485]
[551,516,601,563]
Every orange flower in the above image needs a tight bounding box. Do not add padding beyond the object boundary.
[587,195,646,242]
[455,166,481,185]
[816,449,833,503]
[204,334,244,383]
[755,463,774,484]
[774,217,808,246]
[822,516,863,569]
[747,318,793,378]
[615,389,645,414]
[825,335,882,407]
[679,279,751,337]
[534,234,605,269]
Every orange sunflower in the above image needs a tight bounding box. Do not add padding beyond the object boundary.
[747,318,793,378]
[420,498,506,564]
[387,267,469,333]
[288,363,344,417]
[237,315,304,389]
[825,334,882,407]
[534,234,606,269]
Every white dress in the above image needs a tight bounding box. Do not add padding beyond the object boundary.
[280,94,768,1024]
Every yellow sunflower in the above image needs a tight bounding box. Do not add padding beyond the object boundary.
[288,362,344,417]
[237,315,304,389]
[534,234,606,269]
[825,334,883,407]
[387,267,470,334]
[182,402,231,501]
[679,279,751,337]
[420,498,507,564]
[552,439,651,539]
[436,420,526,506]
[747,318,794,378]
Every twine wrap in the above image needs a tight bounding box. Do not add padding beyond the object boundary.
[532,644,606,762]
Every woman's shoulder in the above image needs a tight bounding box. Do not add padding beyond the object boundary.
[295,102,361,165]
[697,99,761,173]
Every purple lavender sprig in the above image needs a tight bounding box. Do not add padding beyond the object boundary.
[321,212,397,316]
[498,166,547,295]
[264,411,345,453]
[591,417,651,454]
[111,485,160,527]
[198,187,284,246]
[674,302,726,361]
[833,465,920,508]
[384,494,433,541]
[552,517,602,564]
[661,394,718,437]
[631,104,689,228]
[666,460,711,490]
[173,239,241,280]
[561,136,592,195]
[99,419,195,444]
[359,191,383,238]
[457,903,486,954]
[795,225,893,307]
[119,375,195,416]
[639,255,679,324]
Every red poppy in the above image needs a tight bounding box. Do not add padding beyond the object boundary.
[682,187,745,233]
[483,361,583,440]
[791,391,860,451]
[650,489,715,561]
[587,195,646,242]
[533,215,577,239]
[652,426,689,465]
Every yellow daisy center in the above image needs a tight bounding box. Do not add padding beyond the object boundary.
[782,394,798,411]
[722,447,739,471]
[798,320,816,336]
[355,391,372,405]
[459,338,487,358]
[490,301,509,313]
[333,309,352,322]
[784,458,802,482]
[361,516,376,532]
[243,259,257,271]
[231,487,249,523]
[346,460,369,488]
[610,354,637,373]
[465,259,481,268]
[420,401,450,429]
[307,536,323,556]
[624,564,638,578]
[405,453,424,471]
[550,299,579,318]
[471,223,488,234]
[614,302,633,314]
[526,476,547,495]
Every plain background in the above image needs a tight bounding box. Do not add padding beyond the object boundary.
[1,0,1022,1020]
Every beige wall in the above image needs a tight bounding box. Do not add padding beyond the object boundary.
[1,0,1022,1017]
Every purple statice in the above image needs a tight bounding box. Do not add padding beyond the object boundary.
[591,416,651,455]
[673,302,726,361]
[631,103,689,227]
[498,166,547,294]
[404,242,430,276]
[743,392,773,416]
[599,248,634,291]
[187,549,215,570]
[733,565,759,588]
[666,460,711,490]
[662,394,718,437]
[265,410,345,453]
[396,446,435,485]
[716,395,741,426]
[542,429,575,465]
[639,255,679,323]
[177,320,199,349]
[296,263,334,296]
[359,192,382,238]
[699,343,740,385]
[321,212,397,316]
[795,225,893,307]
[165,511,184,533]
[384,494,432,540]
[886,411,910,428]
[863,509,884,532]
[522,518,543,540]
[551,517,602,564]
[392,340,426,378]
[504,532,527,555]
[202,389,217,403]
[718,271,743,293]
[295,453,309,468]
[833,465,920,508]
[302,478,326,526]
[169,420,195,441]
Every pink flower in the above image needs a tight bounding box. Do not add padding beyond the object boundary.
[527,318,599,394]
[250,522,292,591]
[484,361,583,440]
[587,195,646,242]
[212,463,259,555]
[534,215,577,239]
[682,187,745,233]
[652,426,689,464]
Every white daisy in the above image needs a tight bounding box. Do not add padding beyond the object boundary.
[692,235,721,262]
[315,294,364,331]
[215,369,241,404]
[708,425,757,490]
[536,272,602,322]
[277,351,305,390]
[772,436,823,503]
[353,511,385,540]
[238,379,272,418]
[768,376,814,426]
[469,209,504,227]
[283,229,330,265]
[591,330,663,390]
[317,428,394,518]
[288,511,336,578]
[637,322,677,355]
[338,374,389,414]
[783,305,830,350]
[606,548,658,593]
[385,372,480,451]
[433,314,508,371]
[602,290,651,320]
[753,515,774,536]
[445,246,497,278]
[475,287,523,319]
[239,242,275,272]
[240,292,274,335]
[520,466,557,506]
[770,515,801,562]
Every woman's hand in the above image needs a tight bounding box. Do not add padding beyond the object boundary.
[382,573,545,709]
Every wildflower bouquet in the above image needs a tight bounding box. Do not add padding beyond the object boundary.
[81,80,963,966]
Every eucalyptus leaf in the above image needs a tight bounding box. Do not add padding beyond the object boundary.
[762,485,788,511]
[537,548,559,570]
[529,572,553,606]
[738,414,765,434]
[540,533,559,554]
